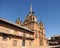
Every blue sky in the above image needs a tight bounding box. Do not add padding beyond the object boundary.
[0,0,60,38]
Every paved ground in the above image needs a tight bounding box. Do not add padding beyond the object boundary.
[50,46,60,48]
[40,45,60,48]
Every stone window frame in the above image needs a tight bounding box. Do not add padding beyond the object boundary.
[13,40,17,46]
[22,39,25,46]
[35,33,38,38]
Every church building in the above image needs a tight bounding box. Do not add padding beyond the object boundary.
[0,5,46,48]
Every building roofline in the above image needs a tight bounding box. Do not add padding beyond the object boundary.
[0,18,34,34]
[52,35,60,38]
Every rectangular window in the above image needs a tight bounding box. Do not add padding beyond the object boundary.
[22,40,25,46]
[40,40,43,46]
[2,34,7,41]
[29,41,31,46]
[13,40,17,46]
[31,23,34,29]
[35,33,38,38]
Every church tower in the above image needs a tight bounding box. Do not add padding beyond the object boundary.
[23,4,46,46]
[23,5,40,46]
[23,4,37,30]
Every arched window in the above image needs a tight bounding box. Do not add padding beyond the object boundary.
[33,17,34,21]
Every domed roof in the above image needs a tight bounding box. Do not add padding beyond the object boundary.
[24,4,37,23]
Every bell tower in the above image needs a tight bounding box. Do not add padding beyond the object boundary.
[23,4,37,30]
[23,4,46,46]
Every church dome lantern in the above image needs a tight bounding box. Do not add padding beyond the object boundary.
[24,4,37,24]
